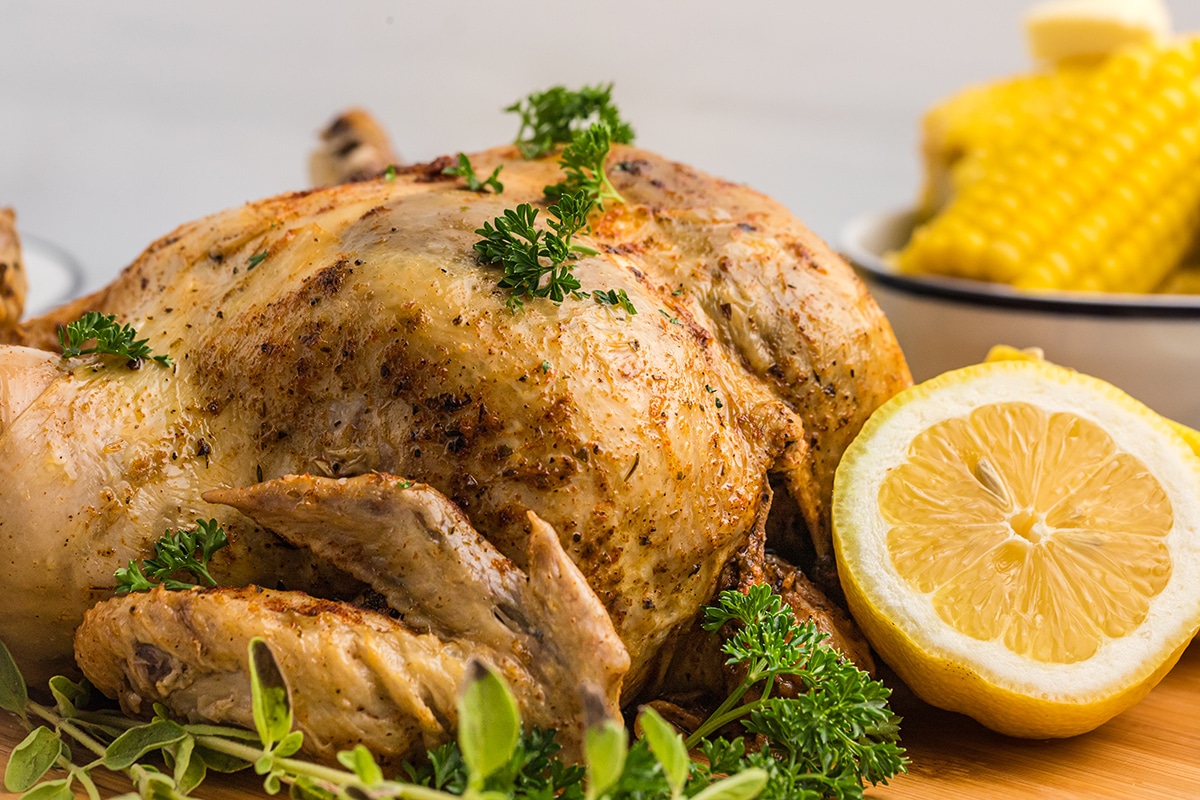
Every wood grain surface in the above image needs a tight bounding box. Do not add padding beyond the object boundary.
[4,643,1199,799]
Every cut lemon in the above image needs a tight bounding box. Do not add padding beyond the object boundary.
[832,357,1200,738]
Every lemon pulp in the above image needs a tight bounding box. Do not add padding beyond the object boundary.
[880,401,1172,665]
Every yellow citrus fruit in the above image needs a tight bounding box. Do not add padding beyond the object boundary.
[832,356,1200,738]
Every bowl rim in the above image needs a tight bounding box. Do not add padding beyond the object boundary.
[841,208,1200,319]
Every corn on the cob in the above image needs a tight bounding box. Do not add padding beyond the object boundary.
[899,39,1200,293]
[917,69,1092,216]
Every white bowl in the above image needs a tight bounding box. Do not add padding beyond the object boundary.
[841,209,1200,429]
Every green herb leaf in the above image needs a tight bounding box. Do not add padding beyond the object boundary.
[583,718,627,800]
[4,727,62,792]
[16,778,74,800]
[0,639,28,717]
[249,638,293,748]
[337,744,384,786]
[192,743,253,774]
[507,83,635,159]
[274,730,304,759]
[168,736,207,795]
[593,288,637,315]
[457,660,519,787]
[690,768,768,800]
[637,707,687,798]
[443,153,504,194]
[58,311,173,367]
[263,769,284,795]
[102,719,187,770]
[47,675,91,719]
[114,519,229,594]
[384,164,397,182]
[247,252,268,270]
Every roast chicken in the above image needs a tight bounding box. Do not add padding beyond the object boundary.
[0,117,910,760]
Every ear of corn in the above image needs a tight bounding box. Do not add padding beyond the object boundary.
[899,38,1200,293]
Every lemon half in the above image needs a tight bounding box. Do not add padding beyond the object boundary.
[832,358,1200,738]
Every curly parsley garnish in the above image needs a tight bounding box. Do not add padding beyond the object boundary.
[444,153,504,194]
[59,311,173,368]
[691,584,908,795]
[114,519,229,593]
[507,83,635,159]
[474,190,598,310]
[545,123,623,209]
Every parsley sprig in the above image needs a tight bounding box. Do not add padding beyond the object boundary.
[592,288,637,315]
[114,519,229,593]
[444,153,504,194]
[59,311,173,368]
[507,83,635,159]
[690,584,908,797]
[474,190,598,310]
[545,123,623,209]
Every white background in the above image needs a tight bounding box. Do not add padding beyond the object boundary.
[5,1,1200,292]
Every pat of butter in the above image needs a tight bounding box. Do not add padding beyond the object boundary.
[1024,0,1171,64]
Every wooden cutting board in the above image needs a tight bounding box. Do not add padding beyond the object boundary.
[4,643,1200,799]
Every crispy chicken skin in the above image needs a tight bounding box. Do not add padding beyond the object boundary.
[2,139,909,745]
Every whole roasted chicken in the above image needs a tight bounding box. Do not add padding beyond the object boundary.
[0,115,909,761]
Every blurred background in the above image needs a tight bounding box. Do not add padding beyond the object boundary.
[4,0,1200,295]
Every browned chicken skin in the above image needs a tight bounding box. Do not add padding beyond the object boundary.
[1,128,910,755]
[0,208,28,331]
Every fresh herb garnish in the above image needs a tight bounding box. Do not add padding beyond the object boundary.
[474,190,598,310]
[247,251,268,270]
[690,584,908,795]
[705,384,725,410]
[444,153,504,194]
[0,583,903,800]
[593,288,637,315]
[384,164,397,182]
[59,311,173,368]
[507,83,635,159]
[659,309,681,325]
[544,123,623,209]
[113,519,229,593]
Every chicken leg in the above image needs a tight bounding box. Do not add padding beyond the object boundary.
[75,473,629,763]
